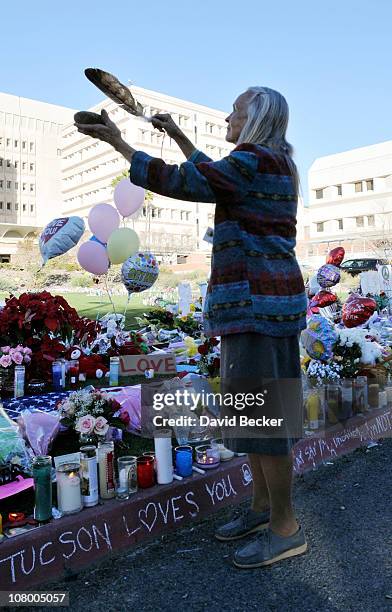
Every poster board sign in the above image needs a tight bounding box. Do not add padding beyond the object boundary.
[360,271,381,295]
[378,265,392,294]
[119,352,177,377]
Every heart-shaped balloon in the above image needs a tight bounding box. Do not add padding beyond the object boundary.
[317,264,341,288]
[309,290,337,314]
[326,247,345,267]
[342,297,377,328]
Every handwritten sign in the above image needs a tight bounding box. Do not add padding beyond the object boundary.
[119,353,177,376]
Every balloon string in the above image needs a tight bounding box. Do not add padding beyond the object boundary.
[123,292,131,323]
[104,274,119,320]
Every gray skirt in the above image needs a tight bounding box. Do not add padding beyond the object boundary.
[219,333,303,456]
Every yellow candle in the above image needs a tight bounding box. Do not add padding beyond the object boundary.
[307,394,319,429]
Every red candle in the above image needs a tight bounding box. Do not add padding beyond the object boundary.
[8,512,25,523]
[137,456,155,489]
[69,360,79,389]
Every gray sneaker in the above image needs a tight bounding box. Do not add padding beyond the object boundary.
[214,508,270,542]
[233,526,307,568]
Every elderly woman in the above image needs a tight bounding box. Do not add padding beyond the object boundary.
[75,86,308,568]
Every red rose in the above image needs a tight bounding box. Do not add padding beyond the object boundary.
[210,337,219,346]
[120,412,130,425]
[198,345,209,355]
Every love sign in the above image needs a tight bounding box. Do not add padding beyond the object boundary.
[119,352,177,376]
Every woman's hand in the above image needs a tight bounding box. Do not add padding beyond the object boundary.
[74,109,122,147]
[151,113,181,139]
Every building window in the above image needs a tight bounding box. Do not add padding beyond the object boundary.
[6,181,11,189]
[7,202,11,210]
[338,218,343,230]
[30,184,34,192]
[30,204,34,213]
[14,161,18,169]
[22,204,26,212]
[315,189,323,199]
[6,138,10,147]
[316,222,324,232]
[6,159,11,168]
[368,215,375,227]
[337,184,342,196]
[142,206,147,217]
[15,203,18,210]
[366,179,374,191]
[14,139,18,148]
[22,141,26,150]
[22,162,27,170]
[22,183,26,191]
[0,159,2,167]
[151,208,157,218]
[0,202,3,209]
[0,180,3,188]
[30,163,34,172]
[15,182,18,189]
[355,181,363,192]
[29,142,34,153]
[356,216,364,227]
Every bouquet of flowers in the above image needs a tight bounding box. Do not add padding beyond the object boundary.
[58,389,127,443]
[306,360,342,387]
[0,345,32,368]
[196,337,220,378]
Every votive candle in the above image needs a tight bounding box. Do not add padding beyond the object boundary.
[175,446,193,477]
[137,456,155,488]
[32,456,52,523]
[56,463,82,515]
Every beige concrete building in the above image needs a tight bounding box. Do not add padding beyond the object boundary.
[301,140,392,267]
[61,85,232,264]
[0,92,74,261]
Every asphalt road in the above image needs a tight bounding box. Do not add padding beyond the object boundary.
[7,440,392,612]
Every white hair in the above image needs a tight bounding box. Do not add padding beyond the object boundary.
[237,86,299,190]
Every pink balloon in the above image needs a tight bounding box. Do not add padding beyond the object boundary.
[88,203,120,243]
[114,179,145,217]
[77,241,109,275]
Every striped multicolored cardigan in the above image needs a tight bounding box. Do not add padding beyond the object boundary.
[130,143,307,338]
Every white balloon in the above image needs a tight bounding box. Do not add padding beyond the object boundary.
[39,216,85,264]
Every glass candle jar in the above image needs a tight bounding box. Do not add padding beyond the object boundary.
[80,446,99,507]
[56,462,82,515]
[195,445,220,467]
[353,377,368,414]
[109,356,120,387]
[52,360,63,392]
[32,456,52,522]
[14,365,25,398]
[211,438,235,461]
[136,455,155,488]
[368,383,380,410]
[175,446,193,477]
[69,360,79,390]
[98,441,116,499]
[341,379,353,420]
[116,456,138,499]
[326,385,340,425]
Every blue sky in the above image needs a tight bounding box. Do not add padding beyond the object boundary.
[1,0,391,200]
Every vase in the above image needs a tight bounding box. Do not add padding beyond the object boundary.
[0,368,14,399]
[78,432,107,447]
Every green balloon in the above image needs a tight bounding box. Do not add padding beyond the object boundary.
[107,228,140,264]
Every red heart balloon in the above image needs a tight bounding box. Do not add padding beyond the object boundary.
[326,247,345,267]
[342,297,377,328]
[309,290,337,313]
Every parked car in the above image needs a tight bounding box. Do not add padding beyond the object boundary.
[339,258,389,276]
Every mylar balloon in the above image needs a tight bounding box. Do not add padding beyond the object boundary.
[88,203,120,243]
[77,241,109,275]
[114,178,145,217]
[342,296,377,328]
[309,290,337,314]
[326,247,345,267]
[121,252,159,294]
[317,264,340,288]
[39,217,85,264]
[107,228,140,264]
[301,315,337,361]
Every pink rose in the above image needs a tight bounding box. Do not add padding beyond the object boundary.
[0,354,12,368]
[24,355,31,364]
[75,415,96,434]
[94,416,109,436]
[23,347,32,356]
[11,352,23,365]
[1,346,10,354]
[15,345,24,352]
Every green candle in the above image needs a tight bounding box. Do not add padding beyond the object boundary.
[32,456,52,522]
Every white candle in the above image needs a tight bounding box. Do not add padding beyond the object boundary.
[57,464,82,514]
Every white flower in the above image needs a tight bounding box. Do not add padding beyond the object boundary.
[94,416,109,436]
[96,369,104,379]
[75,414,96,434]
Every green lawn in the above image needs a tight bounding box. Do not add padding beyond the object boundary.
[0,291,153,329]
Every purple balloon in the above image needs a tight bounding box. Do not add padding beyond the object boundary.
[77,241,109,275]
[316,264,341,289]
[114,179,145,217]
[88,203,120,243]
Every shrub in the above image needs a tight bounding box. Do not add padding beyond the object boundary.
[70,274,94,288]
